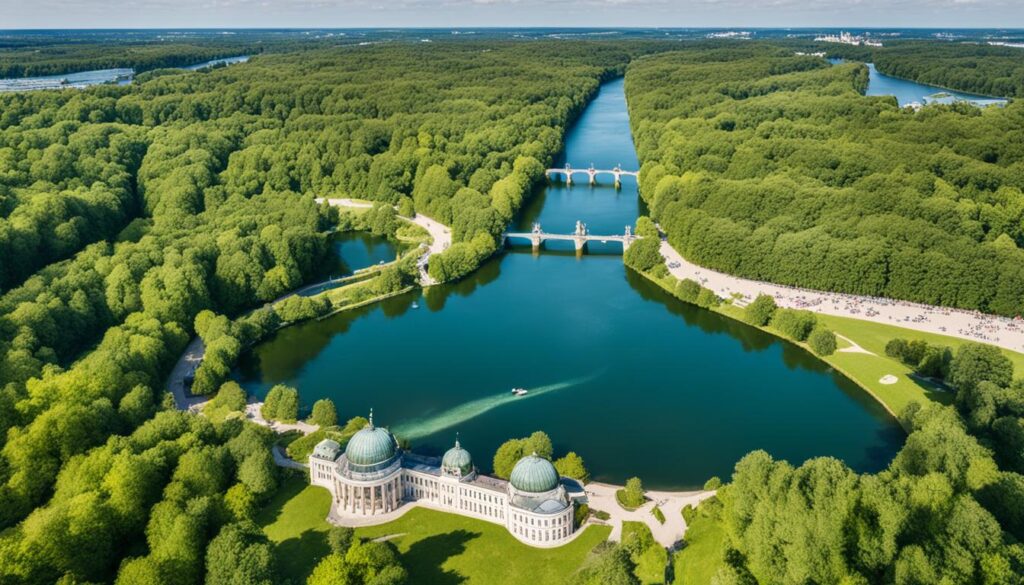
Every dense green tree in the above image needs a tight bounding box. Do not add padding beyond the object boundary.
[743,294,777,327]
[949,342,1013,393]
[492,430,555,479]
[309,398,338,428]
[212,381,247,412]
[770,308,817,342]
[621,477,645,508]
[328,526,355,556]
[204,522,278,585]
[808,327,838,356]
[623,237,663,272]
[570,543,640,585]
[555,452,590,484]
[238,451,277,498]
[627,47,1024,318]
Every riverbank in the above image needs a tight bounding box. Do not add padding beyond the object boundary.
[648,240,1024,423]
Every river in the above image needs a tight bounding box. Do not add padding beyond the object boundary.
[234,77,904,489]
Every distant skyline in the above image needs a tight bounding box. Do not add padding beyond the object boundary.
[4,0,1023,30]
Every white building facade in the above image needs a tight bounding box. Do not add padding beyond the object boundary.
[309,417,581,547]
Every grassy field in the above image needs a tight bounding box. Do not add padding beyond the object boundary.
[673,508,727,585]
[645,270,1024,423]
[259,475,611,584]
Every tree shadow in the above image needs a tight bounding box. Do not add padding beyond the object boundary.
[274,528,330,584]
[255,471,308,528]
[401,529,479,585]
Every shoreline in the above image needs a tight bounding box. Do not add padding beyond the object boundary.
[630,264,910,426]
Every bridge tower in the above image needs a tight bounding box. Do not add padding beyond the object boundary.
[623,225,633,252]
[588,164,597,186]
[613,164,622,189]
[564,163,573,186]
[573,220,588,253]
[530,222,543,250]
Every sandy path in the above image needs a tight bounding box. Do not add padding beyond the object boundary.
[582,483,716,548]
[660,240,1024,353]
[318,198,452,285]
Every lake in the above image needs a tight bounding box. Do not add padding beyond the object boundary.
[235,78,904,489]
[0,55,249,92]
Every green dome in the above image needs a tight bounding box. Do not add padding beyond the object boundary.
[442,439,473,475]
[344,425,397,467]
[509,454,559,493]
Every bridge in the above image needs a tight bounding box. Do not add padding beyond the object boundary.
[545,164,639,187]
[503,221,638,253]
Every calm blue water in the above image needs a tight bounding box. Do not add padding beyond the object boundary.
[865,63,999,106]
[183,55,250,71]
[235,77,904,489]
[331,232,400,275]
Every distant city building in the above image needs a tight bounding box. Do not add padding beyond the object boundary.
[310,415,585,547]
[988,41,1024,49]
[707,31,752,40]
[795,51,827,57]
[814,31,883,47]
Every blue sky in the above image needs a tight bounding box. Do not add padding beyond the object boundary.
[4,0,1022,29]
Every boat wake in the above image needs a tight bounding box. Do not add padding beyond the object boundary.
[393,373,599,441]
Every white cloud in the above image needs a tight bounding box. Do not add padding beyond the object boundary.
[2,0,1020,27]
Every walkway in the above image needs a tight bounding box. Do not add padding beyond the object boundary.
[317,198,452,286]
[660,240,1024,353]
[584,482,716,548]
[167,336,208,412]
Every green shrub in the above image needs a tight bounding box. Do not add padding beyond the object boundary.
[624,237,663,272]
[744,294,777,326]
[574,504,590,528]
[652,506,666,525]
[674,279,701,303]
[309,399,338,428]
[703,476,722,491]
[555,452,590,483]
[771,308,817,342]
[887,337,954,379]
[949,342,1013,392]
[808,327,838,356]
[275,294,330,323]
[211,381,247,412]
[695,287,720,308]
[617,477,645,509]
[635,216,659,238]
[593,509,611,521]
[398,196,415,218]
[681,504,695,524]
[262,384,299,423]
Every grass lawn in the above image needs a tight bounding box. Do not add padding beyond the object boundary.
[259,475,611,584]
[258,473,334,583]
[673,507,727,585]
[645,270,1024,423]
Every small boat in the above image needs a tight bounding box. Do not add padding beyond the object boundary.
[411,302,419,309]
[511,388,528,396]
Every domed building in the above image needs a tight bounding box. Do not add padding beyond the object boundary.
[309,415,582,547]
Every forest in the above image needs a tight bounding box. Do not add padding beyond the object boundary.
[626,45,1024,317]
[0,40,265,78]
[0,41,638,584]
[872,42,1024,99]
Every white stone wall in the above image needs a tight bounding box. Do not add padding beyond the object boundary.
[508,506,575,546]
[310,456,335,491]
[313,453,578,548]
